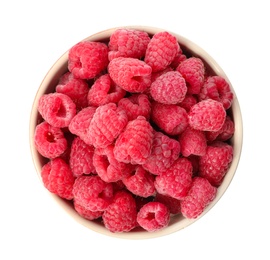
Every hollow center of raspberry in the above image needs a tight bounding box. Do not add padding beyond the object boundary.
[145,212,156,221]
[56,104,67,118]
[46,132,55,142]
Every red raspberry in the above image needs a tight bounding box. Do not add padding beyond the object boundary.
[113,116,154,165]
[108,28,150,61]
[108,57,152,93]
[38,93,76,128]
[170,48,187,69]
[72,175,114,212]
[88,103,128,148]
[137,202,170,232]
[145,31,180,72]
[179,94,198,112]
[155,193,182,214]
[151,67,174,83]
[34,121,67,159]
[56,72,89,109]
[150,71,187,104]
[87,74,126,107]
[74,200,103,220]
[199,75,234,109]
[122,165,155,198]
[188,99,226,132]
[176,57,205,94]
[102,190,137,232]
[198,141,233,186]
[154,158,193,200]
[142,131,181,175]
[118,93,151,121]
[181,177,217,219]
[69,137,95,177]
[93,144,132,183]
[151,102,188,135]
[41,158,75,200]
[68,41,109,79]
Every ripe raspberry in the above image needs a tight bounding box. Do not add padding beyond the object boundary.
[151,67,173,83]
[188,99,226,132]
[151,102,188,135]
[56,72,89,109]
[198,141,233,186]
[150,71,187,104]
[181,177,217,219]
[155,193,182,214]
[74,200,103,220]
[179,94,198,112]
[34,121,67,159]
[113,116,154,165]
[87,74,126,107]
[69,137,95,177]
[88,103,128,148]
[176,57,205,94]
[199,75,234,109]
[142,131,181,175]
[68,41,108,79]
[137,202,170,232]
[72,175,114,212]
[108,28,150,60]
[122,165,155,198]
[41,158,75,200]
[38,93,76,128]
[108,57,152,93]
[154,158,193,200]
[102,190,137,232]
[145,31,180,72]
[170,48,187,69]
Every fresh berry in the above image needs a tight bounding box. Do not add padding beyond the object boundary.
[87,74,126,107]
[151,102,188,135]
[113,116,154,165]
[151,67,173,83]
[198,141,233,186]
[41,158,75,200]
[38,93,76,128]
[108,57,152,93]
[179,94,198,112]
[74,200,103,220]
[137,202,170,232]
[154,158,193,200]
[181,177,217,219]
[145,31,180,72]
[102,190,137,232]
[188,99,226,132]
[150,71,187,104]
[155,193,182,214]
[142,131,181,175]
[108,28,150,61]
[34,121,67,159]
[68,41,108,79]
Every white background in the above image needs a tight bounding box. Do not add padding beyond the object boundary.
[1,0,269,259]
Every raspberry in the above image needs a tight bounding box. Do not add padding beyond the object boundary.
[41,158,75,200]
[93,144,132,183]
[176,57,205,94]
[179,94,198,112]
[181,177,217,219]
[145,31,180,72]
[198,141,233,186]
[108,57,152,93]
[87,74,126,107]
[188,99,226,132]
[154,158,193,200]
[170,48,187,69]
[179,127,207,157]
[102,190,137,232]
[38,93,76,128]
[137,202,170,232]
[150,71,187,104]
[113,116,154,165]
[56,72,89,109]
[34,121,67,159]
[155,193,182,214]
[122,165,155,198]
[108,28,150,61]
[151,102,188,135]
[118,93,151,121]
[199,75,234,109]
[72,175,113,212]
[88,103,128,148]
[74,200,103,220]
[151,67,173,83]
[142,131,181,175]
[68,41,108,79]
[69,137,95,177]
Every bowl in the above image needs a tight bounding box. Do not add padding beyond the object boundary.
[29,26,243,239]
